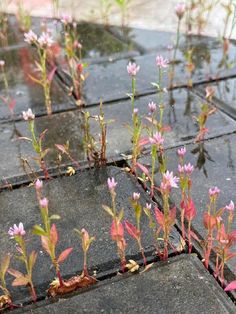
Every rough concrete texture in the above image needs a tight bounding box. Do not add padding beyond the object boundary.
[1,88,236,182]
[137,134,236,279]
[25,255,236,314]
[0,166,181,304]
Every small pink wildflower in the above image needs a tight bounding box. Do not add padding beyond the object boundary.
[205,86,215,100]
[38,32,54,48]
[133,192,140,200]
[149,132,164,146]
[133,108,139,115]
[156,55,169,68]
[24,30,38,44]
[225,200,234,212]
[162,170,179,189]
[127,62,140,76]
[184,163,194,175]
[61,14,73,25]
[0,60,5,67]
[177,147,186,157]
[209,187,220,198]
[175,3,186,20]
[8,223,26,237]
[22,108,35,121]
[148,101,157,113]
[178,164,184,173]
[40,197,48,208]
[35,179,43,191]
[107,177,117,191]
[146,203,152,210]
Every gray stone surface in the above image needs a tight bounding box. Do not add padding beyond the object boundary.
[137,134,236,278]
[0,111,85,182]
[82,42,236,105]
[0,89,236,181]
[109,26,221,53]
[0,166,180,303]
[1,88,235,182]
[25,255,236,314]
[88,88,236,152]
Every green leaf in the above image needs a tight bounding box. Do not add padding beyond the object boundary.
[0,255,10,277]
[50,214,61,221]
[28,251,37,274]
[102,205,114,217]
[32,225,47,236]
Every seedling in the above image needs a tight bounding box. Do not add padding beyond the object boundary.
[8,223,37,302]
[74,228,95,277]
[103,178,127,271]
[24,30,56,115]
[21,109,50,179]
[125,192,147,266]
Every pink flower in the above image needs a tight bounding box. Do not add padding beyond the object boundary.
[22,108,35,121]
[0,60,5,67]
[127,62,140,76]
[156,55,169,68]
[133,108,139,115]
[107,177,117,191]
[38,32,54,48]
[35,179,43,191]
[24,30,38,44]
[40,197,48,208]
[133,192,140,200]
[149,132,164,146]
[162,170,179,189]
[205,86,215,100]
[148,101,157,113]
[177,147,186,157]
[175,3,186,20]
[146,203,152,210]
[8,223,26,237]
[184,163,194,175]
[61,14,73,25]
[209,187,220,198]
[178,164,184,173]
[225,201,234,212]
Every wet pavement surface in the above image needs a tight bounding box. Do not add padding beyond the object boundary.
[1,14,236,313]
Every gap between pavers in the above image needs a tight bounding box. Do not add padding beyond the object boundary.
[135,133,236,284]
[21,254,236,314]
[0,165,181,305]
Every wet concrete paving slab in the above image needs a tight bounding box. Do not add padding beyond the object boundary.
[0,47,74,121]
[108,26,221,54]
[1,88,236,183]
[25,254,235,314]
[0,110,85,182]
[0,165,181,304]
[136,133,236,279]
[81,42,236,105]
[88,88,236,152]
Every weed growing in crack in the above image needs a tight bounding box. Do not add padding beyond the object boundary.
[61,15,87,106]
[8,223,37,303]
[21,109,50,179]
[24,30,56,115]
[125,192,147,266]
[103,178,127,272]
